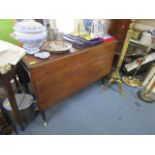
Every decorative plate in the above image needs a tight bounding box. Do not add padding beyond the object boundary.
[42,41,72,54]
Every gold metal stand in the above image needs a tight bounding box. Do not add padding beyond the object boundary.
[102,20,135,96]
[74,22,93,40]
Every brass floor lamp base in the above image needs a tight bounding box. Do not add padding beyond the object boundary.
[122,76,142,87]
[101,72,125,96]
[138,89,155,103]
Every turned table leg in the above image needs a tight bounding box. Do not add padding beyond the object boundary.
[41,111,47,127]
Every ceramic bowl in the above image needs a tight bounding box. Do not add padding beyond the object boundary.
[14,20,46,33]
[12,20,47,49]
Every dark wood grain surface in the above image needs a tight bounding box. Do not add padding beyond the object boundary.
[22,41,117,110]
[109,19,131,52]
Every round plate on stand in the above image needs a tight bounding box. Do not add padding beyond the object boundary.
[42,41,72,54]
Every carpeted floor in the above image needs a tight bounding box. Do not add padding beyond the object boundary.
[18,81,155,135]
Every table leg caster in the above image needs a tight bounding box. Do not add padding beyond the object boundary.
[20,124,26,131]
[100,84,109,93]
[41,111,47,127]
[43,122,47,127]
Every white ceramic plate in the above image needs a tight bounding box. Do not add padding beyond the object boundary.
[34,52,50,59]
[26,48,40,55]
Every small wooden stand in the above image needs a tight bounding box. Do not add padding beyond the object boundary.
[0,67,25,130]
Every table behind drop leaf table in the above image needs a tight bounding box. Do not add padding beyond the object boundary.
[0,67,25,130]
[20,41,117,125]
